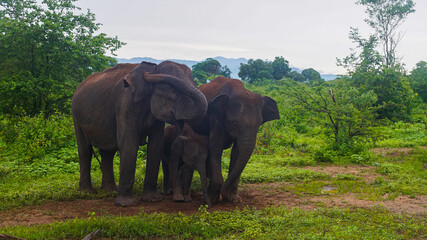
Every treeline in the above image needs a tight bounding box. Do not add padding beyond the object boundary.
[0,0,426,126]
[0,0,124,116]
[192,56,325,85]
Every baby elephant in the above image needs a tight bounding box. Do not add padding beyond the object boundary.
[162,124,211,207]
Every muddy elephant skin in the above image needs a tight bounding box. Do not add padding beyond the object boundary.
[71,61,207,207]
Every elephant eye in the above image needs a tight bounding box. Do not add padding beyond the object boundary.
[231,121,238,127]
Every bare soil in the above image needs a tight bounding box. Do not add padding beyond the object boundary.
[1,148,426,228]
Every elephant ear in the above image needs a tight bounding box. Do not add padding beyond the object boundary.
[123,62,157,101]
[208,95,229,120]
[145,73,208,124]
[171,135,187,156]
[262,96,280,124]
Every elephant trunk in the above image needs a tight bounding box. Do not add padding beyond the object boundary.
[222,135,256,198]
[144,73,207,120]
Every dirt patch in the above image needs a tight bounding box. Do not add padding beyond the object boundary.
[303,165,382,183]
[1,164,426,228]
[1,182,426,228]
[310,194,427,215]
[371,146,427,158]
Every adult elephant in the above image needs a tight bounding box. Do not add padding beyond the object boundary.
[71,61,207,207]
[189,76,280,203]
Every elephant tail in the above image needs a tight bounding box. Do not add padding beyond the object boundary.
[91,147,102,166]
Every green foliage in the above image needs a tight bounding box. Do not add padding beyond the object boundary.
[2,207,425,239]
[409,61,427,103]
[339,33,416,121]
[0,0,125,116]
[1,114,75,164]
[192,58,231,84]
[374,121,427,147]
[238,56,291,83]
[301,68,322,82]
[289,70,305,82]
[284,79,378,155]
[337,0,417,121]
[356,0,415,67]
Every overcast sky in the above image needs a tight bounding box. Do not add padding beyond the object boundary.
[77,0,427,74]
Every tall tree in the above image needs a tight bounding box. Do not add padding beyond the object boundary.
[272,56,291,80]
[409,61,427,103]
[0,0,124,116]
[289,71,305,82]
[336,0,417,121]
[238,57,290,83]
[356,0,415,67]
[192,58,231,84]
[301,68,321,82]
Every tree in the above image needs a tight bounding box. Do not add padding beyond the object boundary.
[289,71,305,82]
[0,0,124,116]
[257,70,273,80]
[408,61,427,103]
[192,58,221,75]
[238,57,290,83]
[336,0,417,121]
[337,27,383,75]
[301,68,321,82]
[272,56,291,80]
[219,65,231,78]
[356,0,415,67]
[285,80,378,153]
[191,58,231,84]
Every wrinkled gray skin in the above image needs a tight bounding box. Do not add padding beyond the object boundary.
[189,76,280,204]
[162,124,211,208]
[71,61,208,207]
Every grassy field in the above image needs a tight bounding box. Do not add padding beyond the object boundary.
[0,98,426,239]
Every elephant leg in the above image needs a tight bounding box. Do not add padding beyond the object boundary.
[115,143,139,206]
[114,124,140,207]
[161,154,172,195]
[181,165,194,202]
[222,136,256,203]
[170,155,184,202]
[207,134,226,203]
[223,143,241,203]
[75,124,95,193]
[141,121,164,203]
[99,149,117,192]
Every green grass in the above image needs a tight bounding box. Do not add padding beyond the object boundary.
[1,105,427,239]
[1,206,425,240]
[374,121,427,147]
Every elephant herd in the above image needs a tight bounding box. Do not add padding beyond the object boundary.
[71,61,280,207]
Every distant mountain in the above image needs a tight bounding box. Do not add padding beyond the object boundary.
[116,57,336,80]
[321,74,338,81]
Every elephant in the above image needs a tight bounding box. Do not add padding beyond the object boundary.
[189,76,280,204]
[71,61,208,207]
[162,124,211,207]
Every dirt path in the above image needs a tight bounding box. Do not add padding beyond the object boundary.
[1,155,426,228]
[1,183,426,228]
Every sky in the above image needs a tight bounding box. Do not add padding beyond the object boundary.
[76,0,427,75]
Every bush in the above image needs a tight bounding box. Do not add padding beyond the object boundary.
[2,113,75,163]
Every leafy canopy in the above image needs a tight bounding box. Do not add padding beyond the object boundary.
[356,0,415,67]
[337,0,416,121]
[238,56,291,83]
[192,58,231,84]
[0,0,125,116]
[408,61,427,103]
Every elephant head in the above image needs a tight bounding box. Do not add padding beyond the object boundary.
[123,61,207,124]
